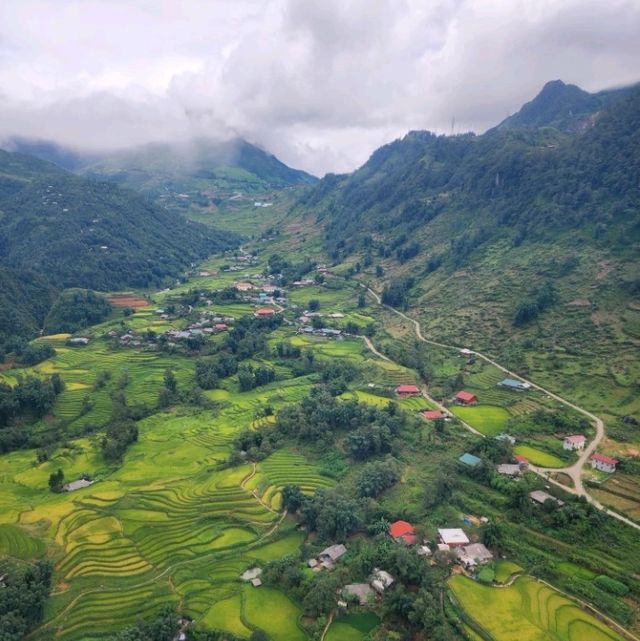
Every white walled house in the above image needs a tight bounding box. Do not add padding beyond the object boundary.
[591,453,619,473]
[563,435,586,451]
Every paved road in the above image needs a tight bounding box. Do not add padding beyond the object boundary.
[362,284,640,532]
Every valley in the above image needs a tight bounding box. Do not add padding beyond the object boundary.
[0,80,639,641]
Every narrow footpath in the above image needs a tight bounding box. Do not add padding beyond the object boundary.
[361,284,640,532]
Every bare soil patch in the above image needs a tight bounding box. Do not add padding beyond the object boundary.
[108,295,149,308]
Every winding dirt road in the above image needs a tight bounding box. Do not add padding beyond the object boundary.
[362,285,640,532]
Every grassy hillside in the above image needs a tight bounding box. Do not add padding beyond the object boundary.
[293,83,640,420]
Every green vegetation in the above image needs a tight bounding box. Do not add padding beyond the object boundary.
[451,405,511,436]
[513,445,566,468]
[44,289,112,333]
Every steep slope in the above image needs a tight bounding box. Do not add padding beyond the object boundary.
[295,82,640,418]
[0,149,237,291]
[0,267,57,344]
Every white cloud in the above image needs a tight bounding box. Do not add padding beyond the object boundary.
[0,0,638,174]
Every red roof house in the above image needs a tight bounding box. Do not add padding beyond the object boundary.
[591,453,619,472]
[421,410,445,421]
[455,391,478,405]
[514,454,529,466]
[255,308,276,317]
[395,384,420,396]
[214,323,228,331]
[389,520,417,545]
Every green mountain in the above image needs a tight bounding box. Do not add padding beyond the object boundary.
[0,148,237,344]
[492,79,634,133]
[75,138,316,213]
[295,82,640,417]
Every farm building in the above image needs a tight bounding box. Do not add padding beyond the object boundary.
[395,384,421,396]
[496,463,523,477]
[563,435,586,451]
[63,479,93,492]
[241,567,263,582]
[67,337,90,346]
[371,569,395,593]
[460,348,473,356]
[438,528,470,548]
[318,544,347,567]
[495,433,516,445]
[421,410,445,421]
[591,453,619,473]
[459,453,482,468]
[455,391,478,405]
[498,378,530,391]
[529,490,564,507]
[514,455,529,468]
[456,543,493,569]
[388,520,417,545]
[255,308,276,317]
[234,282,254,291]
[417,544,432,557]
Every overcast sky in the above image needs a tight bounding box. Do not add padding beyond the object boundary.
[0,0,638,175]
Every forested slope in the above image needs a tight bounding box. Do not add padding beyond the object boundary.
[294,82,640,419]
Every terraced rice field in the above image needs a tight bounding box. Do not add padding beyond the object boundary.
[449,575,624,641]
[590,474,640,523]
[0,338,335,641]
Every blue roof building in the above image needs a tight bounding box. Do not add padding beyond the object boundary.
[498,378,530,391]
[459,453,482,467]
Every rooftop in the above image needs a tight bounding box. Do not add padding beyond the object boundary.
[459,453,482,467]
[438,528,470,545]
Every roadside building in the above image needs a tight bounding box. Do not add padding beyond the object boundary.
[395,384,421,397]
[591,453,619,473]
[421,410,445,421]
[496,463,523,477]
[563,435,586,451]
[455,391,478,405]
[529,490,565,507]
[498,378,530,391]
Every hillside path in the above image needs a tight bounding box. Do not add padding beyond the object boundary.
[361,285,640,532]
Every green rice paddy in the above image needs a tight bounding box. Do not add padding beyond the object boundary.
[451,404,511,436]
[513,445,566,468]
[450,575,624,641]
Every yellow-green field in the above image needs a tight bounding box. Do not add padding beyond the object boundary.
[450,575,624,641]
[514,445,566,468]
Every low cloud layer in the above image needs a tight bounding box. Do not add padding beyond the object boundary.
[1,0,638,175]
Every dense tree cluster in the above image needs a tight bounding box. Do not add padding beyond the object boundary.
[44,289,112,333]
[0,561,53,640]
[0,376,63,453]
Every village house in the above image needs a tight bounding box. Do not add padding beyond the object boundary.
[498,378,531,391]
[456,543,493,569]
[591,453,619,473]
[255,308,276,318]
[455,391,478,405]
[514,454,529,468]
[388,520,417,545]
[495,433,516,445]
[417,544,432,557]
[63,479,93,492]
[317,544,347,569]
[395,384,421,397]
[421,410,446,421]
[371,569,395,594]
[438,528,470,548]
[459,453,482,468]
[529,490,565,507]
[67,337,90,346]
[234,282,254,292]
[563,435,586,451]
[496,463,524,477]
